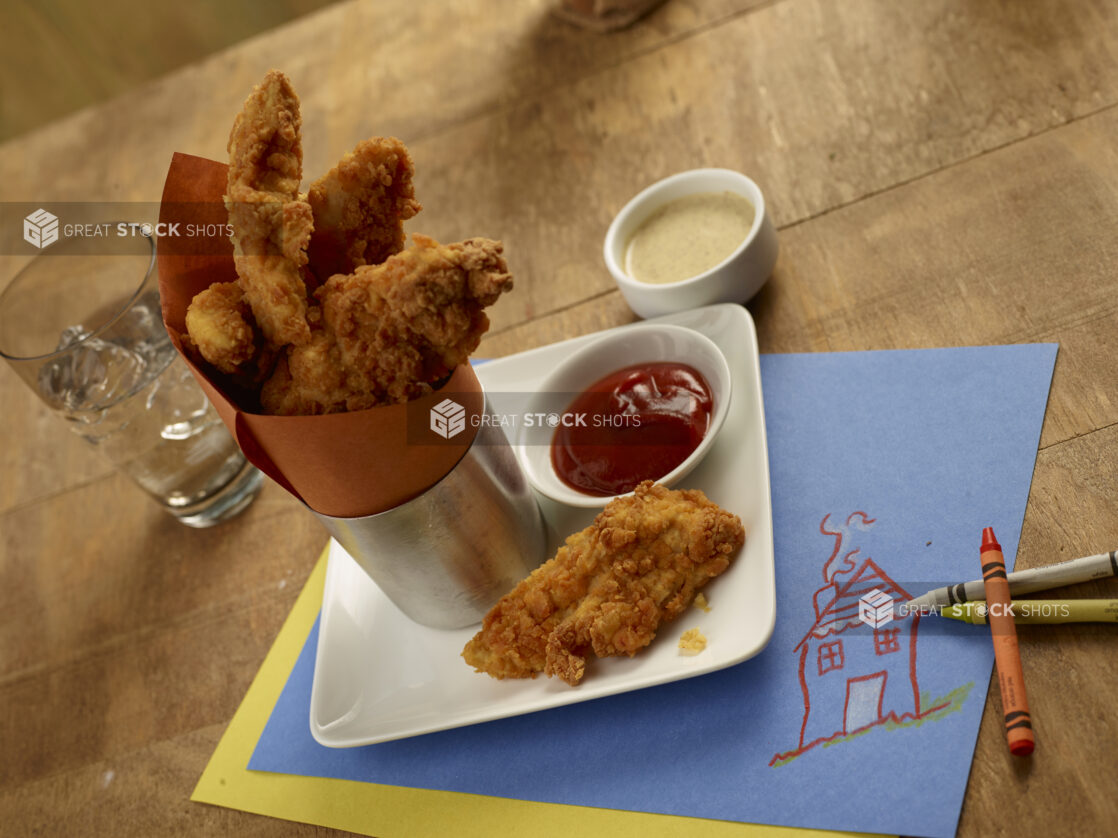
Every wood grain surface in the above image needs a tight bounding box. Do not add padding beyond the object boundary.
[2,0,1117,835]
[0,0,340,142]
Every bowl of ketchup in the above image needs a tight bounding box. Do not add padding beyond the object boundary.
[515,323,732,508]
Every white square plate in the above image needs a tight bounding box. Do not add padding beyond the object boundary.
[309,303,776,747]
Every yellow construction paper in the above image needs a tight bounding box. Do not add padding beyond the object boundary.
[191,544,878,838]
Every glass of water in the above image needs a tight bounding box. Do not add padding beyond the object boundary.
[0,229,262,527]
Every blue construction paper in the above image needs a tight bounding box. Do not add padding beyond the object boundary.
[249,344,1057,838]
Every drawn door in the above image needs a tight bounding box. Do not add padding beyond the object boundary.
[844,671,886,733]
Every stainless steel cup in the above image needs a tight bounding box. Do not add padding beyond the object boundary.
[313,418,546,629]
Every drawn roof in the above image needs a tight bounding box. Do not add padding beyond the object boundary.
[793,557,913,652]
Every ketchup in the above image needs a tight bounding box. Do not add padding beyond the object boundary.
[550,362,713,497]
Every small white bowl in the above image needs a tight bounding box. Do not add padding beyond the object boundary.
[515,323,732,508]
[604,168,779,319]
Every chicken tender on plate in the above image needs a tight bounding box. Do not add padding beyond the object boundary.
[462,481,745,686]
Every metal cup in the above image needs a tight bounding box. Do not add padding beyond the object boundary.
[313,418,546,629]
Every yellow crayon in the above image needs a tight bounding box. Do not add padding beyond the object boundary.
[941,599,1118,624]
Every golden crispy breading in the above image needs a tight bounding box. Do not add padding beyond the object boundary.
[225,69,313,347]
[462,481,745,686]
[186,71,513,417]
[259,234,513,414]
[307,137,422,282]
[259,329,347,415]
[321,234,511,400]
[184,281,256,374]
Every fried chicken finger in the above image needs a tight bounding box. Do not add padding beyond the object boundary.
[307,136,422,282]
[225,69,314,347]
[463,481,745,686]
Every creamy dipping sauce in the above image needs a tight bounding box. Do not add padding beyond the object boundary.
[624,191,755,285]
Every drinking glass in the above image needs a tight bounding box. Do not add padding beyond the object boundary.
[0,229,262,526]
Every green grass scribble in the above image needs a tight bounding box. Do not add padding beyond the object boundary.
[770,681,975,768]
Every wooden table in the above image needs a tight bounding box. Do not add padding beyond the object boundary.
[2,1,1116,834]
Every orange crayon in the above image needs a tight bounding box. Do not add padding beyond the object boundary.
[980,527,1035,756]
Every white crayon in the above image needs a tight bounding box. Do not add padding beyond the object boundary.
[906,550,1118,611]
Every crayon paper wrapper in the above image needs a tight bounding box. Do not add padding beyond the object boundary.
[156,152,481,519]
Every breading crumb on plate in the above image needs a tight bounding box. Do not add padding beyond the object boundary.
[678,628,707,655]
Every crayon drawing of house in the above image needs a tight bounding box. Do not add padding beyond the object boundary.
[796,548,920,747]
[770,512,967,767]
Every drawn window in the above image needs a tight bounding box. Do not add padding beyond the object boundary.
[874,628,901,655]
[817,640,844,674]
